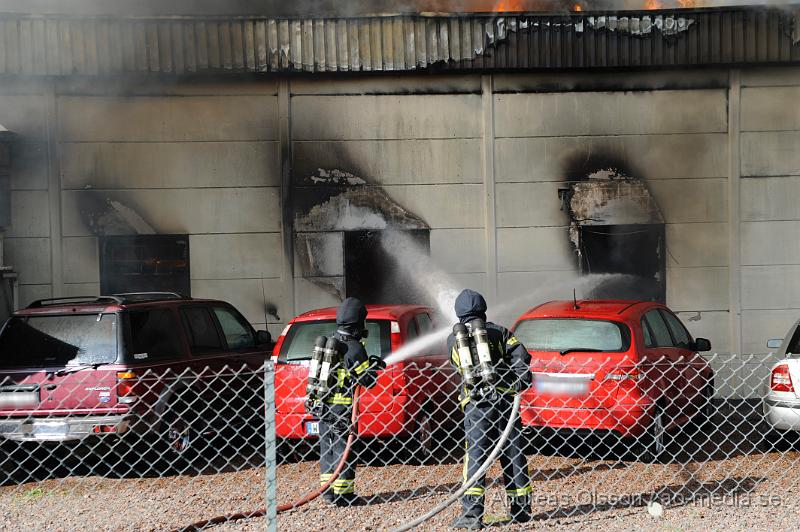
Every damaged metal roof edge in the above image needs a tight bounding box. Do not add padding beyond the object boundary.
[0,7,798,76]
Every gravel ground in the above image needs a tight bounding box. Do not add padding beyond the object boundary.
[2,440,799,532]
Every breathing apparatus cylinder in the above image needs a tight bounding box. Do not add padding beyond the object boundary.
[306,335,328,401]
[453,323,477,388]
[470,319,497,385]
[317,336,341,398]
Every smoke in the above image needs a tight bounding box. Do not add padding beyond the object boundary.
[379,229,461,321]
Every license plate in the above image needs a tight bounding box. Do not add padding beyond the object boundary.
[0,392,38,409]
[306,421,319,436]
[32,423,67,436]
[534,374,591,397]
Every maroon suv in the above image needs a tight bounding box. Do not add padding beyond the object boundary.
[0,293,271,465]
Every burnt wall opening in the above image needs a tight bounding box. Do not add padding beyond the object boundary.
[579,224,665,302]
[344,229,430,304]
[100,235,191,296]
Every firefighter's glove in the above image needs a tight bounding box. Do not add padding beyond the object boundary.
[369,355,387,371]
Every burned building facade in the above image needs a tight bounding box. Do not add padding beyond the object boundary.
[1,6,799,393]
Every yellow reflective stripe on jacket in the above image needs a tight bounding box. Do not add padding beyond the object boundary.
[465,487,485,496]
[451,347,460,368]
[353,359,370,375]
[323,393,354,405]
[507,336,520,346]
[320,473,334,485]
[336,368,348,387]
[506,486,532,497]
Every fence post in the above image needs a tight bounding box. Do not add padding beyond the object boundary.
[264,360,277,532]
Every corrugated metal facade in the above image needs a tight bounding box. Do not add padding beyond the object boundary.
[0,8,798,76]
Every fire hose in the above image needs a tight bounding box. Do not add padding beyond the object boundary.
[172,387,363,531]
[390,393,523,532]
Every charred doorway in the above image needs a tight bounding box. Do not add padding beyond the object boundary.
[344,229,429,304]
[579,224,665,302]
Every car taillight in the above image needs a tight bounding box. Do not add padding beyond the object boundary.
[116,371,138,404]
[771,365,794,393]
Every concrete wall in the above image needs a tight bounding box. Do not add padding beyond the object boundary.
[2,68,800,399]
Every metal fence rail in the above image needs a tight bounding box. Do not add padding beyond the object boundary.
[1,356,799,530]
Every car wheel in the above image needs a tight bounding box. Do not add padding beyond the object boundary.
[690,381,715,432]
[405,406,435,465]
[640,405,668,463]
[158,399,208,473]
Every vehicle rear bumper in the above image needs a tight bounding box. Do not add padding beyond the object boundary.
[0,414,133,442]
[764,398,800,431]
[277,396,414,440]
[520,403,651,438]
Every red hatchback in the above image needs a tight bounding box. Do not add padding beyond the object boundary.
[512,300,713,460]
[273,304,458,462]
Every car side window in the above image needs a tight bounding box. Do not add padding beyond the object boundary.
[660,310,691,349]
[406,319,419,341]
[213,307,255,349]
[641,318,654,348]
[787,325,800,355]
[416,313,433,335]
[643,310,674,348]
[128,309,183,361]
[181,307,223,354]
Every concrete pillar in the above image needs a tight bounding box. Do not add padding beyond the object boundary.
[728,70,742,357]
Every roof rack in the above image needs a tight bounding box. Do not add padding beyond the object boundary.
[112,292,189,303]
[27,296,123,308]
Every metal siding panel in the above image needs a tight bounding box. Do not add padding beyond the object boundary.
[350,19,361,71]
[220,21,233,70]
[381,18,392,70]
[195,22,208,70]
[184,21,196,72]
[404,17,415,69]
[337,19,348,71]
[172,22,185,74]
[255,19,267,72]
[449,18,460,63]
[268,19,279,70]
[84,19,99,75]
[19,19,32,75]
[44,19,59,74]
[439,17,449,66]
[312,19,323,72]
[739,11,750,63]
[393,17,405,70]
[275,20,286,70]
[325,19,337,71]
[31,18,45,74]
[0,20,6,73]
[300,20,311,71]
[96,19,111,74]
[157,22,171,73]
[415,18,426,68]
[71,20,86,74]
[244,19,256,72]
[426,18,437,66]
[368,18,379,71]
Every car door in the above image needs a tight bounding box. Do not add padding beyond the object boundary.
[641,309,687,420]
[660,309,703,416]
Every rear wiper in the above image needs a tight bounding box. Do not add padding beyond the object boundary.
[54,363,109,376]
[559,348,603,355]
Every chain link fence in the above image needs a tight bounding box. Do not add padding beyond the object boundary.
[2,354,800,530]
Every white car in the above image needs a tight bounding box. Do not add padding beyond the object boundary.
[764,323,800,440]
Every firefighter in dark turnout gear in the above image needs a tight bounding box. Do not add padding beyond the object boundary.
[318,297,385,507]
[447,289,533,529]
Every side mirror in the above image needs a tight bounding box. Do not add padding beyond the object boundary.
[767,338,783,349]
[693,338,711,352]
[256,330,272,345]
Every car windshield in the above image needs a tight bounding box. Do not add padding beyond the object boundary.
[513,318,629,353]
[0,314,118,368]
[279,320,391,362]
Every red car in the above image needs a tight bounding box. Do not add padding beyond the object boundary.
[0,293,272,469]
[512,300,713,460]
[273,304,458,462]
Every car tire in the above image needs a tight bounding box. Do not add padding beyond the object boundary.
[157,398,209,473]
[404,405,435,465]
[640,405,669,463]
[690,381,715,432]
